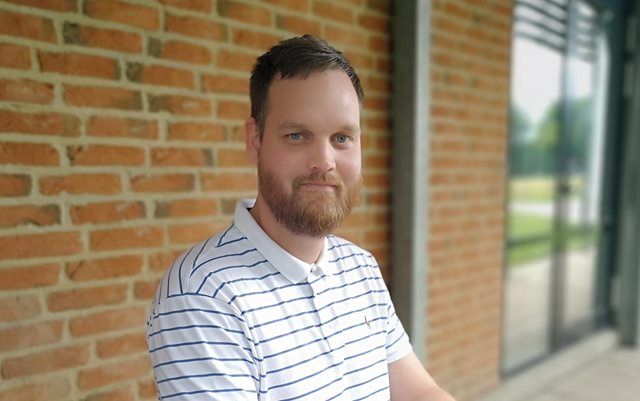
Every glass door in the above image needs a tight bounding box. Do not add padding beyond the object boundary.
[503,0,614,373]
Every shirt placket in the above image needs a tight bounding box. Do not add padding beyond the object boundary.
[308,266,344,353]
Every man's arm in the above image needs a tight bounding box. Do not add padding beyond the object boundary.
[388,351,456,401]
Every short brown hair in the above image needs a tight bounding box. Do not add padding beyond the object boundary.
[250,35,364,134]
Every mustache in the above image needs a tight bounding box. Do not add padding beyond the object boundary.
[293,173,343,188]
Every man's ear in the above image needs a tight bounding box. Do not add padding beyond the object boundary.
[245,117,261,165]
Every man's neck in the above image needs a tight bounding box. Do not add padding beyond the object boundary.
[249,199,324,264]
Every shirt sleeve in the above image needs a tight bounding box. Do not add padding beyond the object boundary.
[147,293,259,400]
[382,283,413,364]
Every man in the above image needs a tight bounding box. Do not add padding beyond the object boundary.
[147,35,454,401]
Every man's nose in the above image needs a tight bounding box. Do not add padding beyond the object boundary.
[307,141,336,172]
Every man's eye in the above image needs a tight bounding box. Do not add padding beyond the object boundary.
[335,134,350,144]
[288,133,303,141]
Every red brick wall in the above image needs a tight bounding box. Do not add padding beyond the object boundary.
[427,1,512,400]
[0,1,391,400]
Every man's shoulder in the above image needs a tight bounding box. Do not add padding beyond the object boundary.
[158,223,266,297]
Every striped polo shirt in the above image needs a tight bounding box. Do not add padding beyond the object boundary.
[147,199,412,400]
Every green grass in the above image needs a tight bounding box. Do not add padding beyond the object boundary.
[510,176,584,203]
[507,212,597,266]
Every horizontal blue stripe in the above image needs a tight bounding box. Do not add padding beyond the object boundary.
[154,355,253,369]
[149,340,251,354]
[278,374,345,401]
[162,387,256,399]
[149,323,245,338]
[191,248,259,277]
[266,343,346,375]
[269,360,343,391]
[157,370,258,385]
[151,307,242,323]
[196,259,268,294]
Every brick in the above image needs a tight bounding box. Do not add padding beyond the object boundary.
[70,201,145,225]
[40,174,121,195]
[149,38,212,65]
[0,320,63,352]
[166,13,226,40]
[168,122,225,142]
[88,116,158,140]
[2,345,90,379]
[126,62,195,89]
[201,172,256,192]
[66,255,143,281]
[0,295,40,322]
[68,144,145,166]
[0,110,80,137]
[217,48,256,72]
[366,115,389,131]
[219,0,272,26]
[216,147,250,167]
[366,0,390,13]
[0,79,53,104]
[137,378,157,400]
[0,142,59,166]
[0,204,60,228]
[39,51,119,79]
[363,170,389,188]
[149,94,212,116]
[96,332,147,358]
[148,250,182,273]
[202,73,247,94]
[155,198,218,218]
[63,22,142,53]
[151,147,212,167]
[158,0,212,12]
[0,263,60,290]
[134,279,160,299]
[358,13,388,30]
[264,0,309,12]
[48,284,128,312]
[90,226,164,251]
[84,0,159,30]
[217,100,249,119]
[232,28,280,50]
[276,14,321,36]
[0,232,81,260]
[78,355,150,390]
[86,388,136,401]
[0,43,31,69]
[0,376,71,401]
[369,36,389,52]
[325,25,367,48]
[0,10,56,42]
[343,50,374,70]
[64,85,142,110]
[312,1,353,24]
[69,305,146,337]
[169,222,224,244]
[130,173,195,193]
[0,174,30,196]
[3,0,76,12]
[363,153,389,169]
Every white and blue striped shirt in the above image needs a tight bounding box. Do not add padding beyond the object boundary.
[147,199,412,400]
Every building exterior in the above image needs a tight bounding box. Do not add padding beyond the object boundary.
[0,1,637,401]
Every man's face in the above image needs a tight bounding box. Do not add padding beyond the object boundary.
[249,69,362,237]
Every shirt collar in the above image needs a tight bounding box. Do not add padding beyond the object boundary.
[234,199,333,283]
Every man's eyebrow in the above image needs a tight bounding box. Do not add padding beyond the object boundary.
[277,121,360,134]
[277,121,308,130]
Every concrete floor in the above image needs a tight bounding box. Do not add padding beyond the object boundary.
[479,330,640,401]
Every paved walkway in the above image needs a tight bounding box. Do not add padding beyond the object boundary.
[479,330,640,401]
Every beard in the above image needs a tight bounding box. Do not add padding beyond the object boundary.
[257,160,360,238]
